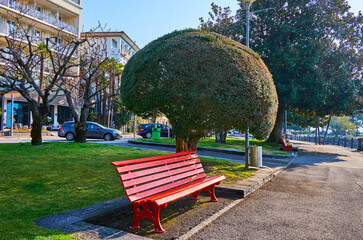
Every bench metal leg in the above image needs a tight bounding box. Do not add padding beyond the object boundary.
[130,201,167,233]
[192,183,220,202]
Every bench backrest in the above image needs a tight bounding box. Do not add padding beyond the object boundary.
[111,150,206,202]
[280,136,288,146]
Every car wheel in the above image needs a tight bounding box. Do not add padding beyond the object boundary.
[146,132,152,139]
[65,132,74,141]
[104,133,113,141]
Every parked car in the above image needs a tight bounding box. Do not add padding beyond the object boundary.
[58,121,122,141]
[138,123,174,139]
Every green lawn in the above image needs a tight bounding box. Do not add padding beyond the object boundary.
[0,142,253,240]
[140,137,289,155]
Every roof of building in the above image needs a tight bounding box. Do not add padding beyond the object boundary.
[80,31,140,51]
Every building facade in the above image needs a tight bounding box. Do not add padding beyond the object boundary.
[80,31,139,65]
[80,31,139,128]
[0,0,82,130]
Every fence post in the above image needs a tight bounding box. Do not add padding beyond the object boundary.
[358,138,363,151]
[338,137,340,146]
[351,138,353,149]
[344,138,347,147]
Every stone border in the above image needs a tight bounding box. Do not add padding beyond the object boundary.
[128,140,295,159]
[34,153,297,240]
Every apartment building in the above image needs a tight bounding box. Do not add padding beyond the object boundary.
[80,31,139,127]
[0,0,81,130]
[81,31,139,65]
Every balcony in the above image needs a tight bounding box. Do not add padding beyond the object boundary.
[0,0,79,35]
[70,0,80,4]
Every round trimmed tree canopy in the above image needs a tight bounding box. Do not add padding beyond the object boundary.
[121,29,278,140]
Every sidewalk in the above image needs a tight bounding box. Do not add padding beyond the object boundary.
[194,141,363,239]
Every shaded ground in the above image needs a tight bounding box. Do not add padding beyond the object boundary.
[86,187,240,239]
[195,141,363,239]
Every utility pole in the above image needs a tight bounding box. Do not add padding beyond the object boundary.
[244,0,253,168]
[242,0,274,168]
[10,92,14,136]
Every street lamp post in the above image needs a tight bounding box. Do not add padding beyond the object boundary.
[243,0,254,168]
[242,0,274,168]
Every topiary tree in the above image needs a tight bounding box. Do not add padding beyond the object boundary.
[121,29,278,152]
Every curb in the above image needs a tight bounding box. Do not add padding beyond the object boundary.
[128,140,295,159]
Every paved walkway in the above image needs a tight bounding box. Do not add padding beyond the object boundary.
[194,140,363,239]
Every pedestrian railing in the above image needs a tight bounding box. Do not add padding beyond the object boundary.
[290,135,363,151]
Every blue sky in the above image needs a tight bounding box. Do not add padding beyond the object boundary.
[81,0,363,49]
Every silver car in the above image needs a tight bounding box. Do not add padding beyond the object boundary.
[58,121,122,141]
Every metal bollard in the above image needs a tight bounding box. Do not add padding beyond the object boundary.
[358,138,363,151]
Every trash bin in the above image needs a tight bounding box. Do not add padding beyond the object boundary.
[152,127,161,141]
[250,146,262,167]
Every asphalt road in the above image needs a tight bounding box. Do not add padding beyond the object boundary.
[194,141,363,240]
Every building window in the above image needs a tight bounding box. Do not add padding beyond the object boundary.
[6,101,30,128]
[6,20,16,34]
[58,106,73,124]
[34,29,41,38]
[111,39,117,48]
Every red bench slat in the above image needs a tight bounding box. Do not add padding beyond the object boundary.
[144,175,224,203]
[128,173,207,202]
[111,150,196,167]
[120,159,201,181]
[122,163,203,188]
[116,154,199,173]
[125,168,205,196]
[154,175,226,206]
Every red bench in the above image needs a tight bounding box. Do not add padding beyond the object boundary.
[111,150,226,233]
[281,136,293,151]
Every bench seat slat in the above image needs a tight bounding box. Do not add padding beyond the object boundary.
[143,175,223,203]
[122,163,203,188]
[120,159,201,181]
[111,150,196,167]
[125,168,205,196]
[116,154,199,173]
[154,175,226,206]
[128,173,207,202]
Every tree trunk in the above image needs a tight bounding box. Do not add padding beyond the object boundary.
[317,117,321,145]
[30,103,48,145]
[175,137,199,152]
[75,106,89,143]
[187,139,199,151]
[31,113,43,145]
[267,103,284,143]
[323,115,331,145]
[176,137,188,152]
[151,109,158,123]
[215,130,227,143]
[315,115,319,145]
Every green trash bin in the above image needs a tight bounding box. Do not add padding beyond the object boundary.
[152,127,161,141]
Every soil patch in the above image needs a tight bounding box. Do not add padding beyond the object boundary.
[86,187,240,239]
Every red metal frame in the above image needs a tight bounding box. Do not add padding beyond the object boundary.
[111,151,226,233]
[281,136,293,151]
